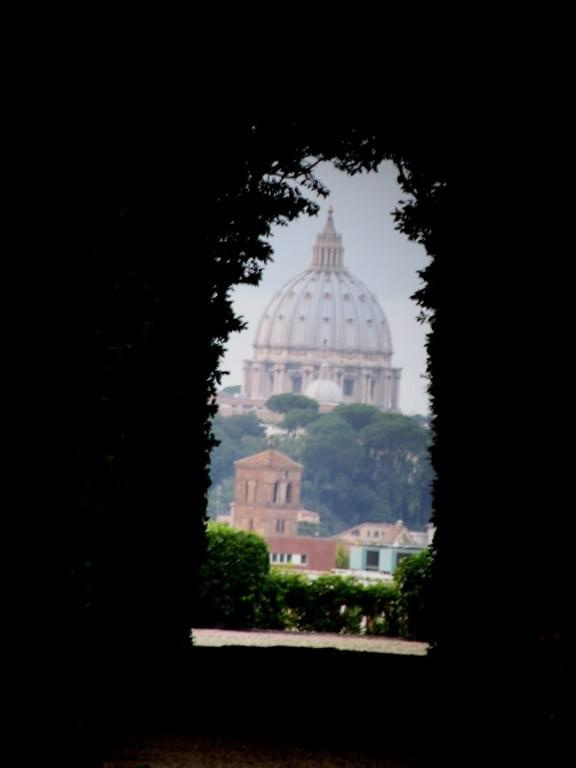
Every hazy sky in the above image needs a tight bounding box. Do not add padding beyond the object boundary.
[220,160,431,415]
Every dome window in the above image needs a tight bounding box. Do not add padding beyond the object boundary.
[324,292,331,299]
[323,317,330,323]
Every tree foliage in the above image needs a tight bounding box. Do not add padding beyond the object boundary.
[209,412,266,486]
[260,571,400,637]
[220,384,241,395]
[281,407,322,432]
[393,549,434,641]
[196,523,270,629]
[331,403,383,432]
[266,393,319,414]
[211,406,432,533]
[208,412,267,517]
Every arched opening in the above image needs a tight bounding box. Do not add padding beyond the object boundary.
[50,127,561,766]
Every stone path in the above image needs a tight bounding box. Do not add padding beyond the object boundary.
[192,628,428,655]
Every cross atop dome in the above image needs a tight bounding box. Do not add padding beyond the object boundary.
[313,206,344,269]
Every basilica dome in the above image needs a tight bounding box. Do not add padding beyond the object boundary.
[243,209,401,411]
[253,248,393,356]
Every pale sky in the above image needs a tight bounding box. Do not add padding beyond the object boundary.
[220,160,431,415]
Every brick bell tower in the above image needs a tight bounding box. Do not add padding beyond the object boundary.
[232,449,304,537]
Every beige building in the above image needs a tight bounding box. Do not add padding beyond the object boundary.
[336,521,435,548]
[242,208,401,410]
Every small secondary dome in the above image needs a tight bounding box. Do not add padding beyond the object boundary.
[306,363,343,404]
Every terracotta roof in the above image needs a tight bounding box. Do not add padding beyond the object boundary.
[335,521,423,546]
[234,448,304,470]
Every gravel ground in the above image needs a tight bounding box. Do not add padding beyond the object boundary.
[192,628,428,655]
[102,631,429,766]
[104,734,427,767]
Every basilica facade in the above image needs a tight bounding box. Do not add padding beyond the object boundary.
[242,208,401,410]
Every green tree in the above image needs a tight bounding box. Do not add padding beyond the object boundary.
[335,544,350,569]
[281,407,321,432]
[296,411,432,533]
[302,415,364,529]
[220,384,241,395]
[197,523,270,629]
[331,403,383,432]
[266,393,319,414]
[207,475,234,519]
[359,413,432,529]
[394,549,433,641]
[209,412,267,488]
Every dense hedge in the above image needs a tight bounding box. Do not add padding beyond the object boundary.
[196,527,431,640]
[261,571,401,636]
[196,523,270,629]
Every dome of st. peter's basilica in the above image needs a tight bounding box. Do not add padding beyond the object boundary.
[242,208,401,410]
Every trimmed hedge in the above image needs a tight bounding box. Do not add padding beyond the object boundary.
[261,571,401,637]
[196,529,431,640]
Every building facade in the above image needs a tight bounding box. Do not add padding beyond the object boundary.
[231,449,319,538]
[242,208,401,410]
[348,544,425,576]
[267,536,337,573]
[336,521,434,548]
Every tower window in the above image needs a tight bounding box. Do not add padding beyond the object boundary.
[245,480,257,502]
[273,481,287,504]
